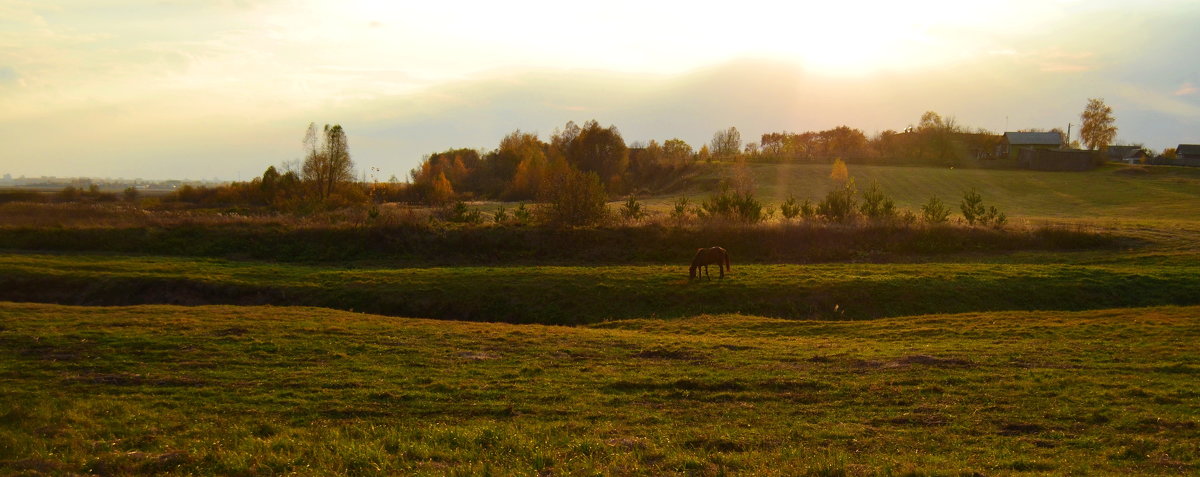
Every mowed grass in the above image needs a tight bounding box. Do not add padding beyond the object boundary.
[654,162,1200,221]
[1,302,1197,475]
[4,252,1200,324]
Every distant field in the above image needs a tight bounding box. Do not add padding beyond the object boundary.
[652,162,1200,221]
[2,302,1196,475]
[3,252,1200,324]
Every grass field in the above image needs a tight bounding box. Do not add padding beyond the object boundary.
[661,162,1200,221]
[2,302,1197,475]
[4,162,1200,474]
[3,252,1200,324]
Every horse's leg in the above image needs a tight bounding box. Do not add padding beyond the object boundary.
[719,262,724,279]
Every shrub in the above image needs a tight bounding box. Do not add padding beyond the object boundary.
[817,178,857,223]
[698,187,765,224]
[55,186,82,203]
[858,179,896,220]
[537,168,609,227]
[960,189,985,226]
[492,206,509,224]
[800,199,816,220]
[921,196,951,224]
[512,203,532,225]
[959,189,1006,228]
[982,206,1007,229]
[122,187,139,202]
[780,195,802,221]
[620,195,647,222]
[669,197,692,225]
[446,200,484,224]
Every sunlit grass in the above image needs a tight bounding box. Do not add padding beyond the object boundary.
[2,302,1197,475]
[650,162,1200,221]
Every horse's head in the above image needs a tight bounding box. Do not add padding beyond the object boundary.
[689,265,697,280]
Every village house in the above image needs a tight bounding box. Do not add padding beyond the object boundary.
[1000,132,1063,161]
[1105,145,1149,164]
[1178,144,1200,167]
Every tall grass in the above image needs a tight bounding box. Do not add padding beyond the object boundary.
[0,216,1119,265]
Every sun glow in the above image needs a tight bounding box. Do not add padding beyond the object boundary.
[317,0,1022,79]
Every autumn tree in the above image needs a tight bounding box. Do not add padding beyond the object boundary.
[830,158,849,182]
[495,130,548,199]
[661,138,694,166]
[710,127,742,160]
[562,120,628,193]
[819,126,869,160]
[538,167,609,227]
[301,123,355,201]
[915,111,961,165]
[1080,98,1117,151]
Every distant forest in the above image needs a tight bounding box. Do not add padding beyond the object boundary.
[19,112,1063,219]
[402,111,1033,204]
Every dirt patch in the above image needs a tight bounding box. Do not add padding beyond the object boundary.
[606,437,648,450]
[3,458,67,474]
[66,372,206,387]
[458,351,498,361]
[213,327,248,337]
[898,354,974,367]
[632,346,707,361]
[999,422,1045,435]
[1114,166,1150,175]
[684,437,747,452]
[876,413,950,427]
[88,450,191,475]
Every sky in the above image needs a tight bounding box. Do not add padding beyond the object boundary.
[2,0,1199,181]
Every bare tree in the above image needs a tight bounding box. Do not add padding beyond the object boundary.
[710,127,742,160]
[301,123,355,201]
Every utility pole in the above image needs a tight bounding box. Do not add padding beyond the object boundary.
[1066,123,1073,148]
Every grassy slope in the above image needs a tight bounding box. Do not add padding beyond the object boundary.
[654,162,1200,221]
[3,253,1200,324]
[2,302,1197,475]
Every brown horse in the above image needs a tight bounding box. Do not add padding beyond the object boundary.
[690,246,730,280]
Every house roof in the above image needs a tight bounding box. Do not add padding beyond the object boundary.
[1177,144,1200,156]
[1106,145,1139,157]
[1004,131,1062,146]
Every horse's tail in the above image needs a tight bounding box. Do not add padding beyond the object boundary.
[724,249,731,272]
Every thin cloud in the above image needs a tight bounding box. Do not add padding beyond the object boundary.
[0,66,20,86]
[1035,49,1096,73]
[1174,82,1197,96]
[1117,83,1200,118]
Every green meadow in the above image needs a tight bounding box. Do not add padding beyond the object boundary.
[1,303,1197,475]
[3,162,1200,474]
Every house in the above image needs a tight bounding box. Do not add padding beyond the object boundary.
[1105,145,1141,163]
[1178,144,1200,167]
[1000,132,1063,161]
[1104,145,1151,164]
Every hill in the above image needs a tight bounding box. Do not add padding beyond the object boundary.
[664,162,1200,221]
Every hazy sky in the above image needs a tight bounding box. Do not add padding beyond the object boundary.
[2,0,1199,180]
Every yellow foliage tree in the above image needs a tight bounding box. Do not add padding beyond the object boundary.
[830,158,849,183]
[430,171,454,205]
